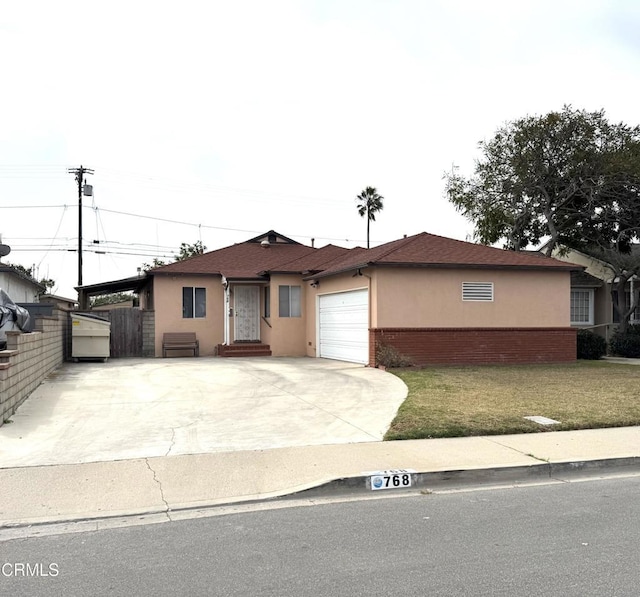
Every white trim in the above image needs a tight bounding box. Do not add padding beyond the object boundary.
[223,282,230,345]
[570,288,594,326]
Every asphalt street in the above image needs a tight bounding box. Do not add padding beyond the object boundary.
[2,473,640,596]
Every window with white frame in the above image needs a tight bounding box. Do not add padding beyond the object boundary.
[570,289,593,325]
[279,285,301,317]
[182,287,206,318]
[462,282,494,302]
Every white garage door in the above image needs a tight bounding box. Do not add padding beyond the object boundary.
[318,289,369,364]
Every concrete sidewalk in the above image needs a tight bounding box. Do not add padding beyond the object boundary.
[2,426,639,529]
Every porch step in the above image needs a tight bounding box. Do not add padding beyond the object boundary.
[217,343,272,357]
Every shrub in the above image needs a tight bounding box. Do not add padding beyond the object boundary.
[609,324,640,358]
[576,329,607,360]
[376,343,413,368]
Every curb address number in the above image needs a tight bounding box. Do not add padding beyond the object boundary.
[369,469,414,491]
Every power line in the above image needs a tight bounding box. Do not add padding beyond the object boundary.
[1,199,388,246]
[0,205,71,209]
[12,247,176,258]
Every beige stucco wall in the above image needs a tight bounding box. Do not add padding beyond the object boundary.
[153,274,224,356]
[374,267,570,328]
[153,265,571,359]
[305,271,373,358]
[265,274,307,356]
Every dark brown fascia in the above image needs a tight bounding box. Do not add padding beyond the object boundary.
[304,262,373,280]
[262,268,325,276]
[307,260,582,280]
[223,276,268,283]
[150,271,222,277]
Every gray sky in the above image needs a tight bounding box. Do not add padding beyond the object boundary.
[1,0,639,299]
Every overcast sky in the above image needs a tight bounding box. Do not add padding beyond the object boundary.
[1,0,639,299]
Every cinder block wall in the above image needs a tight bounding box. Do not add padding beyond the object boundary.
[0,312,65,426]
[370,327,577,367]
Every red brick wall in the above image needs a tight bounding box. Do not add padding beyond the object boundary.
[370,327,577,366]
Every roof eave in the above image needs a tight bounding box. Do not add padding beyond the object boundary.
[309,260,580,279]
[372,261,581,271]
[150,270,222,277]
[224,276,268,283]
[306,263,372,280]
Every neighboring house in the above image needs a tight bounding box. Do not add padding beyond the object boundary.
[92,300,135,311]
[147,230,579,365]
[553,247,640,340]
[40,294,79,311]
[0,265,45,302]
[76,275,152,311]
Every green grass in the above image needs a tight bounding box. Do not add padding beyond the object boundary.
[384,361,640,440]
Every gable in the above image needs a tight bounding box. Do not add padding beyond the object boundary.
[244,230,301,245]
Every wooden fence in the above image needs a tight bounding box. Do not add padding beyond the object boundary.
[73,309,155,358]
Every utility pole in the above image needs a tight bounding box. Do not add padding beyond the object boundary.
[68,165,94,307]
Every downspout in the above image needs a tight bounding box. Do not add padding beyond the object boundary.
[357,268,373,365]
[631,277,636,324]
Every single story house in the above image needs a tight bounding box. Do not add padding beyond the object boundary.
[148,230,580,365]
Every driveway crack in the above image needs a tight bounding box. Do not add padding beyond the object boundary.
[145,458,172,521]
[166,428,176,457]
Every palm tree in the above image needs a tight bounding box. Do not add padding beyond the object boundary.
[355,187,384,248]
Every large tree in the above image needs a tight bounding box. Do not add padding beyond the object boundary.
[356,187,384,248]
[445,106,640,332]
[176,240,206,261]
[143,241,207,271]
[445,106,640,254]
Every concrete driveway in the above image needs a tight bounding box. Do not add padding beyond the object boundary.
[0,357,407,468]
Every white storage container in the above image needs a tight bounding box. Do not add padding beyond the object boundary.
[71,314,111,360]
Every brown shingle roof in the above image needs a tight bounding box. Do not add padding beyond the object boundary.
[312,232,581,278]
[151,230,581,282]
[151,241,316,279]
[268,244,352,274]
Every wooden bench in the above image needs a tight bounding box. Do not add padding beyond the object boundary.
[162,332,199,357]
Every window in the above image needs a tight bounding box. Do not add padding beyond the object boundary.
[264,286,270,318]
[462,282,493,302]
[570,289,593,325]
[182,287,206,318]
[279,285,301,317]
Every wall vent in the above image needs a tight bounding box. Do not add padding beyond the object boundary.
[462,282,494,302]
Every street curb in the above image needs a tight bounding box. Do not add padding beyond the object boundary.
[2,457,639,532]
[284,456,640,498]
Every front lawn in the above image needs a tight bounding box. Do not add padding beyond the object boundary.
[385,361,640,440]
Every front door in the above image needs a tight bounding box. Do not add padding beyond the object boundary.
[234,285,260,341]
